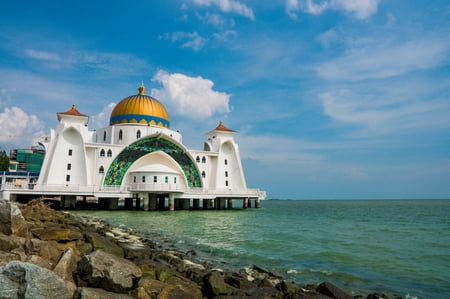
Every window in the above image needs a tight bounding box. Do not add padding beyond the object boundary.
[133,176,136,183]
[225,171,228,177]
[174,177,177,184]
[153,176,157,183]
[107,150,112,157]
[142,176,146,183]
[99,166,104,174]
[119,130,123,141]
[165,176,168,183]
[136,130,141,139]
[100,149,105,157]
[196,156,200,163]
[103,131,106,142]
[67,163,71,170]
[224,159,228,165]
[201,171,206,178]
[225,180,229,187]
[68,149,72,156]
[66,175,70,182]
[202,156,206,163]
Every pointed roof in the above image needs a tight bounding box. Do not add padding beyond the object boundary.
[58,104,88,117]
[214,121,236,132]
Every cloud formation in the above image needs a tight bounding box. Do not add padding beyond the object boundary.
[316,39,450,81]
[0,106,45,148]
[161,32,207,51]
[191,0,255,20]
[151,70,230,119]
[286,0,380,20]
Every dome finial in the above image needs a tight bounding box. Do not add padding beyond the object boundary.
[138,81,146,95]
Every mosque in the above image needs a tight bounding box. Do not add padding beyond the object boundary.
[1,83,265,210]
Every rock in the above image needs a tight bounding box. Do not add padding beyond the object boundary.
[0,200,28,237]
[0,200,12,235]
[158,276,203,299]
[74,287,136,299]
[0,261,70,299]
[30,238,62,265]
[54,247,78,283]
[203,270,237,297]
[0,233,26,252]
[77,249,142,293]
[133,276,166,298]
[85,229,124,257]
[317,281,354,299]
[25,254,53,269]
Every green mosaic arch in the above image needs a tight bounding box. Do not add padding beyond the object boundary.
[104,136,202,188]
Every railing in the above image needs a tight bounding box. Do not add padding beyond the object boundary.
[1,182,266,199]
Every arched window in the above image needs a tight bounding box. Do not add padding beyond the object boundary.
[107,149,112,157]
[136,130,141,139]
[196,156,200,163]
[119,130,123,141]
[99,166,104,174]
[100,149,105,157]
[202,156,206,163]
[225,171,228,177]
[201,171,206,178]
[103,131,106,142]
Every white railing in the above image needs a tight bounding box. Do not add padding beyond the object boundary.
[1,182,266,199]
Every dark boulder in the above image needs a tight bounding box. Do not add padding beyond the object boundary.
[316,281,353,299]
[76,249,142,293]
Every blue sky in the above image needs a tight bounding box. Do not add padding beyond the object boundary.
[1,0,449,199]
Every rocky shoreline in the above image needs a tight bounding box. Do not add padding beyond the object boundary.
[0,199,403,299]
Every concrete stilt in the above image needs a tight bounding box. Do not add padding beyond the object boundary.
[169,194,175,211]
[255,199,261,208]
[143,196,149,211]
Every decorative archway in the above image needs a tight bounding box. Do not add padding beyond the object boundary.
[104,135,202,188]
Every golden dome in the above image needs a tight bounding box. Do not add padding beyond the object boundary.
[109,83,170,127]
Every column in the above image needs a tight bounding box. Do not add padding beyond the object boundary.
[169,194,175,211]
[143,194,150,211]
[255,199,261,208]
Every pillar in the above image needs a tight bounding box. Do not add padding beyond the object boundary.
[243,198,248,209]
[143,196,149,211]
[255,199,261,208]
[169,194,175,211]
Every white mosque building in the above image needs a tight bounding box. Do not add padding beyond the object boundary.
[1,83,265,210]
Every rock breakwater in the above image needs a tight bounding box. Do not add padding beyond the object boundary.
[0,199,402,299]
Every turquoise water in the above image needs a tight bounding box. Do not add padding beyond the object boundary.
[74,200,450,298]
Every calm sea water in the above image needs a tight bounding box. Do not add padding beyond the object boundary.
[73,200,450,298]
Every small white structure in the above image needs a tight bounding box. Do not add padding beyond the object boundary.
[1,84,265,209]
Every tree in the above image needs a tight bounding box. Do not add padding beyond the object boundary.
[0,150,9,171]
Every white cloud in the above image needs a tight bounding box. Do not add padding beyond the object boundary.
[286,0,380,20]
[0,106,45,148]
[151,70,230,119]
[89,102,116,129]
[25,49,61,62]
[319,89,450,136]
[316,39,450,81]
[191,0,255,20]
[162,32,207,51]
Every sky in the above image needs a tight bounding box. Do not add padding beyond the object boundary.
[0,0,449,199]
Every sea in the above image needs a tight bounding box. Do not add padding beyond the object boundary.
[73,199,450,299]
